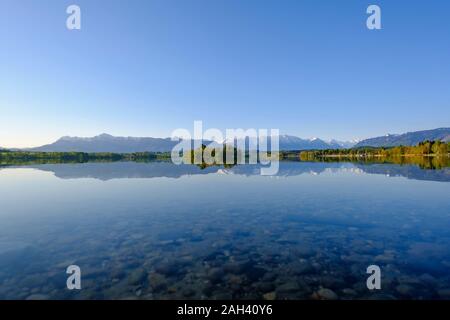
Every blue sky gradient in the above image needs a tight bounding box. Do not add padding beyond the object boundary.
[1,0,449,147]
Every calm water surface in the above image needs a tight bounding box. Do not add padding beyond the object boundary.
[0,161,449,300]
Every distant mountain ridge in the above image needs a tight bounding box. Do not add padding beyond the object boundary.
[274,135,355,151]
[7,128,448,153]
[355,128,450,148]
[25,133,355,153]
[28,133,184,153]
[223,135,345,151]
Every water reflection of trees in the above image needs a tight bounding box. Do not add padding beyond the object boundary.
[1,160,448,182]
[299,155,449,170]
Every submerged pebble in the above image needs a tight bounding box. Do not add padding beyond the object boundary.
[313,288,338,300]
[127,268,147,285]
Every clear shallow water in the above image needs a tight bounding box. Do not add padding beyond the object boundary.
[0,161,449,300]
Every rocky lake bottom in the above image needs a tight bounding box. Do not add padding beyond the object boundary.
[0,161,449,300]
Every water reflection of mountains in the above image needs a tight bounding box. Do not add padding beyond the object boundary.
[4,161,449,182]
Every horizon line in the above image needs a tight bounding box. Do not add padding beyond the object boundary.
[2,126,449,150]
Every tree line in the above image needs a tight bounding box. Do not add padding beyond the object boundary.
[298,140,449,159]
[0,151,171,165]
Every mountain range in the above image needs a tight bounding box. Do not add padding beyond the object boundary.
[2,128,449,153]
[27,134,184,153]
[276,135,357,150]
[22,134,356,153]
[354,127,450,148]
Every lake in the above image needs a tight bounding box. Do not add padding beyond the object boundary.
[0,161,449,300]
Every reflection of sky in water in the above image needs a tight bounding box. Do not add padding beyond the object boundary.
[0,162,449,300]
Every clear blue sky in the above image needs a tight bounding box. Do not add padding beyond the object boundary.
[1,0,449,147]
